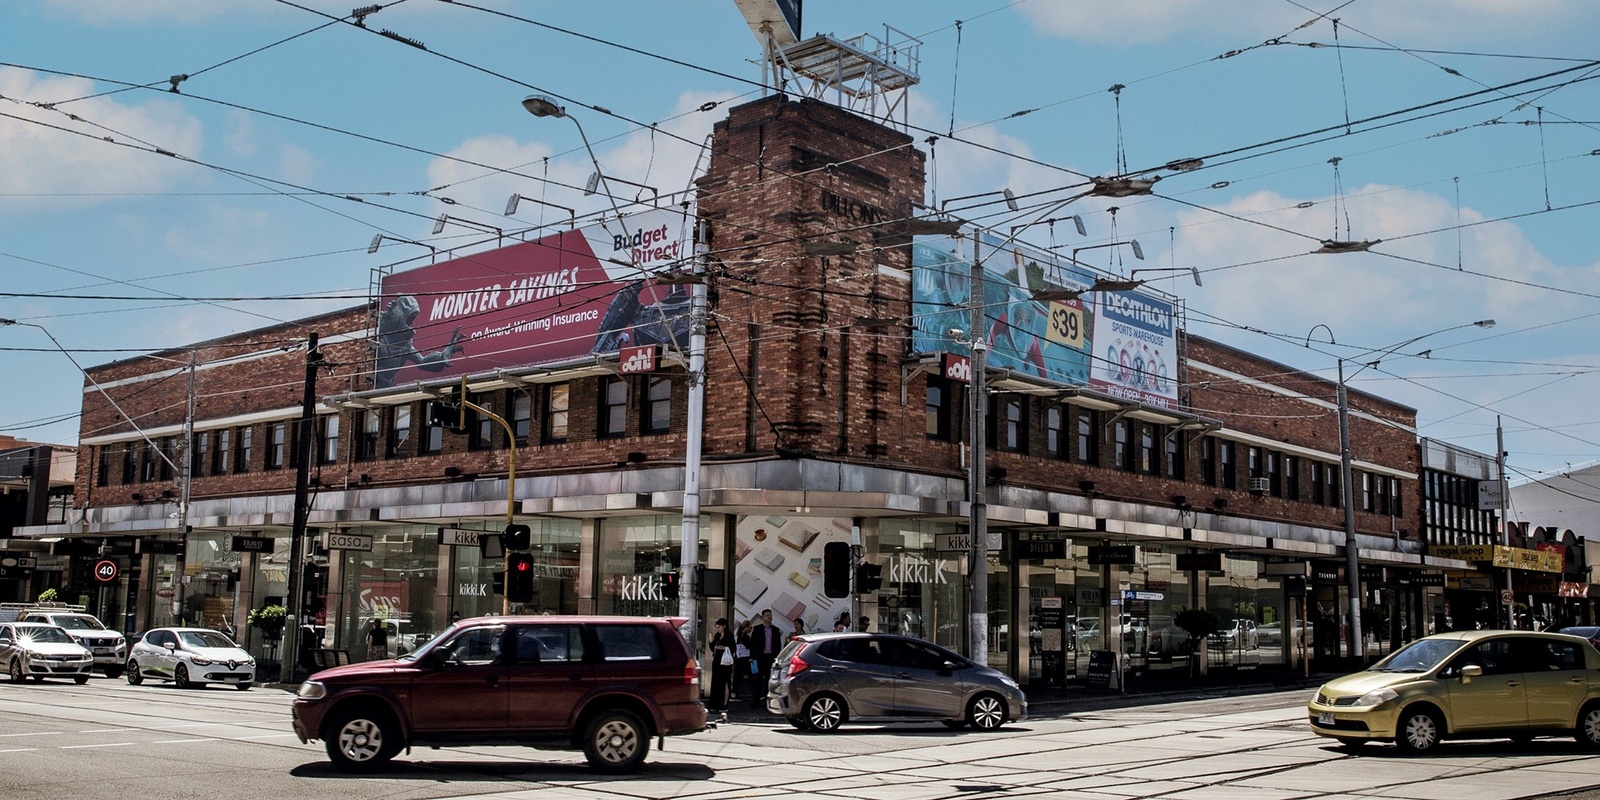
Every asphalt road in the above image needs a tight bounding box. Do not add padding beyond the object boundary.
[2,675,1598,800]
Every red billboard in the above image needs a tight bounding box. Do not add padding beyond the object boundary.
[375,209,692,389]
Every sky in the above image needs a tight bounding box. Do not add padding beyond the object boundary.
[2,0,1598,495]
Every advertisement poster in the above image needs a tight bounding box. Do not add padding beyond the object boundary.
[731,515,853,633]
[374,207,693,389]
[910,230,1178,409]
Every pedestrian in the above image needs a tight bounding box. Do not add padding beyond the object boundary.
[748,609,782,708]
[833,611,851,632]
[789,616,807,643]
[730,619,753,700]
[365,617,390,662]
[708,618,734,720]
[858,615,871,633]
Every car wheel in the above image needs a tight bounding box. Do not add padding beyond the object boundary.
[73,675,90,685]
[1577,702,1600,749]
[582,709,650,773]
[174,664,193,690]
[8,658,23,684]
[104,667,123,680]
[967,693,1007,731]
[803,694,845,732]
[125,661,143,685]
[1395,707,1443,754]
[325,708,400,772]
[941,719,967,730]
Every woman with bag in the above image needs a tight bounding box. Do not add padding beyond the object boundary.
[730,618,754,701]
[708,618,734,720]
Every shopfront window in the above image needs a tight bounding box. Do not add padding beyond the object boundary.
[334,525,439,660]
[875,520,966,652]
[451,518,580,618]
[599,516,700,619]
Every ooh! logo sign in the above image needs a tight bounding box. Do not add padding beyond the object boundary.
[619,345,658,374]
[93,559,120,583]
[942,353,972,384]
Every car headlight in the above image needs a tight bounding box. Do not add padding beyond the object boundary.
[244,658,256,667]
[190,657,213,666]
[1351,687,1399,708]
[297,681,327,700]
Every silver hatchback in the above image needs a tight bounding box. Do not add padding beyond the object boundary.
[766,632,1027,732]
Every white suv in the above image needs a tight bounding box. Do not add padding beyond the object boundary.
[18,611,127,678]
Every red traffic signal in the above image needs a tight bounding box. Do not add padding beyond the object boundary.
[507,553,535,604]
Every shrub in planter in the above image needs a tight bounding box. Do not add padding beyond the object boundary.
[1174,607,1221,652]
[247,605,287,639]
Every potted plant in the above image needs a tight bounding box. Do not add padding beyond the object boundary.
[36,588,58,603]
[248,604,287,641]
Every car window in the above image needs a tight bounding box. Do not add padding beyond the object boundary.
[179,631,236,649]
[17,626,74,644]
[442,627,503,665]
[831,637,886,665]
[886,640,951,671]
[0,626,11,643]
[52,616,103,631]
[1447,639,1518,676]
[594,625,661,662]
[514,625,583,663]
[1520,638,1584,672]
[152,630,178,648]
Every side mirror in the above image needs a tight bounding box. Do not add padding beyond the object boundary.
[164,642,177,651]
[939,660,957,675]
[1459,664,1482,684]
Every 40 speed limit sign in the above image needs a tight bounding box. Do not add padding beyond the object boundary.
[93,559,120,583]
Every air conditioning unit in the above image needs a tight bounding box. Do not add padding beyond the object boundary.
[1248,477,1271,493]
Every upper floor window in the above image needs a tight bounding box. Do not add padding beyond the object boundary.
[387,406,411,459]
[1201,437,1216,485]
[1361,471,1375,512]
[925,378,953,441]
[1044,405,1065,459]
[1112,419,1132,471]
[599,377,628,439]
[96,446,110,487]
[1163,430,1185,480]
[159,436,176,481]
[1218,440,1236,489]
[1247,446,1262,480]
[356,410,380,462]
[1389,477,1403,516]
[1137,423,1157,474]
[211,429,232,476]
[1283,455,1298,500]
[320,414,340,464]
[644,376,672,435]
[545,383,570,442]
[469,393,496,450]
[1074,407,1099,465]
[234,427,252,473]
[266,423,287,469]
[993,396,1025,452]
[191,433,206,477]
[1266,450,1281,496]
[511,392,532,445]
[421,407,444,454]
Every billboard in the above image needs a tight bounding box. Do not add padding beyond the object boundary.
[375,208,692,389]
[910,230,1178,409]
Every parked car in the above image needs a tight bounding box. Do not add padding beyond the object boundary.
[126,628,255,690]
[18,610,127,678]
[0,622,95,684]
[1308,630,1600,753]
[1259,620,1311,649]
[1212,619,1260,650]
[1559,626,1600,649]
[292,615,707,773]
[766,632,1027,732]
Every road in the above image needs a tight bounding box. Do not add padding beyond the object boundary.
[2,676,1598,800]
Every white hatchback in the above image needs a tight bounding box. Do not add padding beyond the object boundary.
[0,623,94,684]
[127,628,255,690]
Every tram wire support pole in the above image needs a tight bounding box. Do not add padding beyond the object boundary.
[279,332,323,686]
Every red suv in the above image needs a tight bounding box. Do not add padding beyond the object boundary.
[291,615,706,772]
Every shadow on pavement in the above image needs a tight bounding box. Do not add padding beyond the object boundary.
[1324,738,1591,759]
[289,759,715,781]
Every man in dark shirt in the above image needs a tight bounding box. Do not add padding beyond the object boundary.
[748,609,781,708]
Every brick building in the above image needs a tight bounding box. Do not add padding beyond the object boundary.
[21,95,1470,684]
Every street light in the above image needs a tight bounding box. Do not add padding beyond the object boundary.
[941,188,1019,214]
[503,193,576,230]
[1306,318,1496,660]
[367,234,437,262]
[1071,239,1144,268]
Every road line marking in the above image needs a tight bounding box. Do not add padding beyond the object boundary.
[154,738,217,744]
[230,733,296,740]
[79,729,138,734]
[0,732,60,738]
[0,748,38,753]
[60,742,135,749]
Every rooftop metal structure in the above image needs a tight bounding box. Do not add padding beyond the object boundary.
[768,27,922,129]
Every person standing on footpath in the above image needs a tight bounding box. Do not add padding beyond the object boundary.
[789,616,807,644]
[748,609,782,708]
[730,619,754,700]
[364,617,389,662]
[707,618,734,720]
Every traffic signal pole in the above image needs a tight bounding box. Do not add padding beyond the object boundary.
[279,332,322,685]
[457,392,517,615]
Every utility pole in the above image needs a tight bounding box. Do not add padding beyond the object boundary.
[1498,417,1515,629]
[168,353,196,628]
[279,332,322,685]
[1336,359,1364,660]
[967,234,989,667]
[677,219,709,649]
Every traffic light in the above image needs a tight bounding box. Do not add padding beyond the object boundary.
[428,398,465,434]
[503,523,531,551]
[661,570,680,601]
[855,562,883,594]
[823,541,851,598]
[507,553,534,604]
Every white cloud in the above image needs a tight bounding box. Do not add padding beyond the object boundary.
[1017,0,1581,47]
[0,67,204,211]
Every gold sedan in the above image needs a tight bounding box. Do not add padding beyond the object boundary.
[1308,630,1600,754]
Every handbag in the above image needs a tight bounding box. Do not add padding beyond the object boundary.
[750,660,760,674]
[720,648,734,666]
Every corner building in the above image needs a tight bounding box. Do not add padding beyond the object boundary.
[27,96,1464,686]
